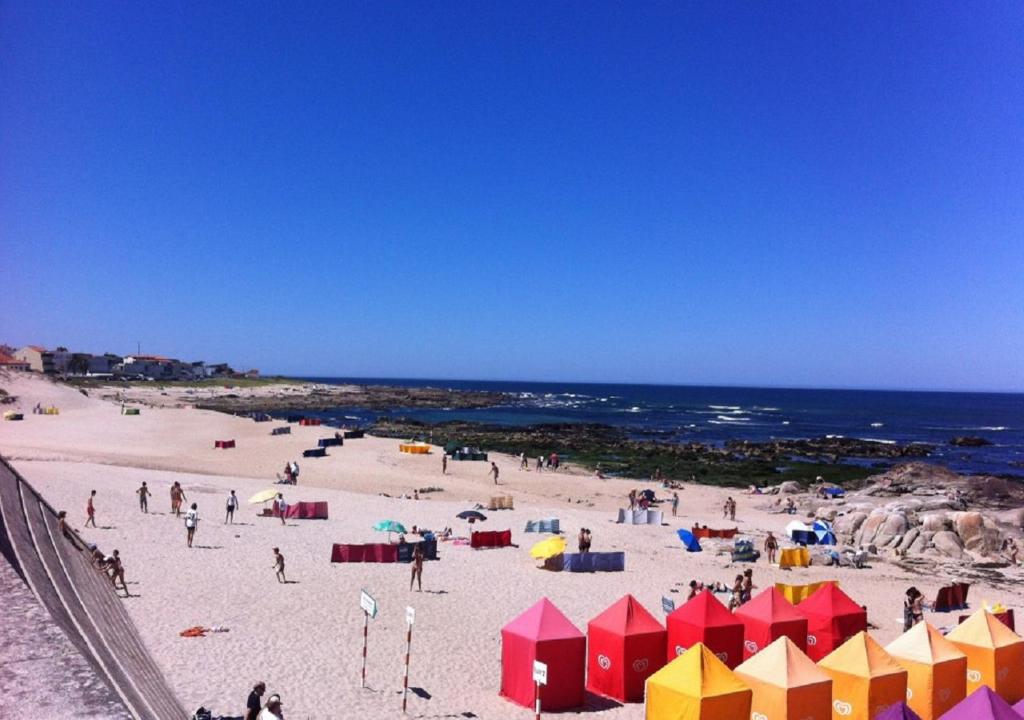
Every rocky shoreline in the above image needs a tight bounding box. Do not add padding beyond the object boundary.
[188,384,509,412]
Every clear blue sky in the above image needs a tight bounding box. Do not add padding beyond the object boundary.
[2,2,1022,391]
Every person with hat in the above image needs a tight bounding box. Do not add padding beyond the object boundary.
[257,693,283,720]
[244,681,265,720]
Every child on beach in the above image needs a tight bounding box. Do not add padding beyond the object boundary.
[441,454,447,474]
[136,482,150,513]
[272,547,286,583]
[741,568,754,603]
[85,490,97,528]
[225,490,238,524]
[185,503,199,547]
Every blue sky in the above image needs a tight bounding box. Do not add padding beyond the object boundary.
[2,2,1022,391]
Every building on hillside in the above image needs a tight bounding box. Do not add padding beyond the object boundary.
[0,353,31,371]
[207,363,234,377]
[15,346,54,373]
[50,348,71,374]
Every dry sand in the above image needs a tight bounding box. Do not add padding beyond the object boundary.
[2,372,1021,719]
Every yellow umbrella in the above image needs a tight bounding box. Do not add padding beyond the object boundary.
[248,489,279,504]
[529,536,566,560]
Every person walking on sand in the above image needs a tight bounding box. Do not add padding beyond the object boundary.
[225,490,238,524]
[764,531,779,565]
[136,482,150,513]
[276,494,287,525]
[245,681,266,720]
[171,482,186,517]
[108,549,127,596]
[729,497,737,522]
[272,547,286,583]
[671,492,679,517]
[185,503,199,548]
[410,543,424,591]
[489,461,500,485]
[85,490,97,528]
[441,454,447,475]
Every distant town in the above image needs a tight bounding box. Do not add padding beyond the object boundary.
[0,344,257,381]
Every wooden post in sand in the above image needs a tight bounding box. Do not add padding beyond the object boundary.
[402,606,414,713]
[360,589,377,689]
[532,660,547,720]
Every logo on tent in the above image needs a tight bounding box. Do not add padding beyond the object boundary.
[998,667,1010,681]
[716,652,729,663]
[874,704,891,716]
[967,670,982,683]
[744,640,758,653]
[632,658,648,673]
[938,688,951,702]
[752,713,768,720]
[675,645,685,656]
[807,635,817,646]
[906,688,913,700]
[597,654,611,670]
[833,700,853,716]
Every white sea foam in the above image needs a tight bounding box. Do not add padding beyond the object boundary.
[709,405,741,410]
[825,434,845,439]
[782,421,790,425]
[978,426,1008,431]
[859,437,896,445]
[870,422,884,428]
[717,415,750,422]
[754,406,781,412]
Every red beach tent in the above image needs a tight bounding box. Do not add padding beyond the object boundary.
[500,598,585,711]
[735,587,808,660]
[586,594,666,702]
[799,583,868,661]
[666,591,745,668]
[284,501,329,519]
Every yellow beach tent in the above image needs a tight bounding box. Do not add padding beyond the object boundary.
[529,536,566,560]
[886,622,966,720]
[645,642,752,720]
[776,580,836,604]
[818,631,907,720]
[778,547,810,569]
[945,609,1024,703]
[735,636,832,720]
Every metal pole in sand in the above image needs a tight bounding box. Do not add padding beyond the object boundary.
[402,606,415,713]
[361,610,368,688]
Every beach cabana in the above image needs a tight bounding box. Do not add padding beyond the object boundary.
[940,686,1023,720]
[617,508,663,525]
[645,642,752,720]
[586,594,666,702]
[666,591,745,668]
[734,636,832,720]
[777,581,837,604]
[778,546,811,568]
[676,529,702,552]
[945,609,1024,703]
[786,520,817,545]
[488,495,514,510]
[524,518,561,533]
[818,631,908,720]
[691,526,739,539]
[799,583,867,661]
[500,598,585,711]
[734,587,808,659]
[214,439,236,449]
[886,622,966,720]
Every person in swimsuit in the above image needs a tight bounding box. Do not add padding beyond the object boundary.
[171,482,186,517]
[85,490,97,528]
[729,574,744,611]
[136,482,150,513]
[671,492,679,517]
[489,462,499,485]
[764,531,779,565]
[272,547,286,583]
[741,568,754,603]
[225,490,238,524]
[185,503,199,547]
[108,549,126,596]
[410,544,424,591]
[686,580,700,601]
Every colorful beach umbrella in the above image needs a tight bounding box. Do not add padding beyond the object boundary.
[677,529,702,552]
[529,536,566,560]
[373,520,407,533]
[248,489,278,504]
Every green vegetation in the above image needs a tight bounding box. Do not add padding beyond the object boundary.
[65,375,305,389]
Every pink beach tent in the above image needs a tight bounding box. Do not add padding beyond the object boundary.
[500,598,585,711]
[586,594,666,703]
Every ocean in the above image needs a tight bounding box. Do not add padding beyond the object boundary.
[299,378,1024,477]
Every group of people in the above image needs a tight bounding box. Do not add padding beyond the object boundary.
[576,527,592,553]
[58,509,130,597]
[518,452,560,472]
[722,496,737,521]
[279,460,300,485]
[627,488,655,511]
[245,682,284,720]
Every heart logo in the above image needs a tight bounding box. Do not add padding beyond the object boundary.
[906,688,913,699]
[632,658,649,673]
[939,688,951,702]
[833,700,853,716]
[745,640,758,653]
[967,670,982,683]
[752,713,768,720]
[675,645,685,656]
[807,635,817,646]
[998,667,1009,681]
[716,651,729,663]
[597,654,611,670]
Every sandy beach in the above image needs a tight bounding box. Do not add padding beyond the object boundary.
[3,373,1022,719]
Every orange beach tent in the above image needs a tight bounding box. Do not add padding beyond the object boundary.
[645,642,752,720]
[818,631,908,720]
[945,609,1024,703]
[735,636,832,720]
[885,622,966,720]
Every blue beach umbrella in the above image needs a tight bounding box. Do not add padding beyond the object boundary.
[676,529,702,552]
[812,520,837,546]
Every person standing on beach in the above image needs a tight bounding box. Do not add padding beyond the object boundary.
[272,547,286,583]
[441,454,447,475]
[225,490,238,524]
[520,452,528,470]
[171,482,186,517]
[108,549,127,596]
[489,461,499,485]
[536,455,544,473]
[410,543,424,591]
[245,682,266,720]
[185,503,199,548]
[671,492,679,517]
[730,497,737,522]
[136,482,150,513]
[85,490,97,528]
[764,531,778,565]
[276,494,287,525]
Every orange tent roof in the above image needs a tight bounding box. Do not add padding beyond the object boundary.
[735,636,830,689]
[946,610,1024,649]
[647,642,750,698]
[819,631,906,678]
[886,622,966,664]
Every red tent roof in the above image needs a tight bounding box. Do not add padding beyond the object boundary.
[670,591,741,628]
[799,584,864,619]
[589,594,664,636]
[736,587,805,624]
[504,598,584,642]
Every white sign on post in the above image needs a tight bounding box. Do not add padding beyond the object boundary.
[406,606,416,625]
[360,589,377,618]
[532,660,548,686]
